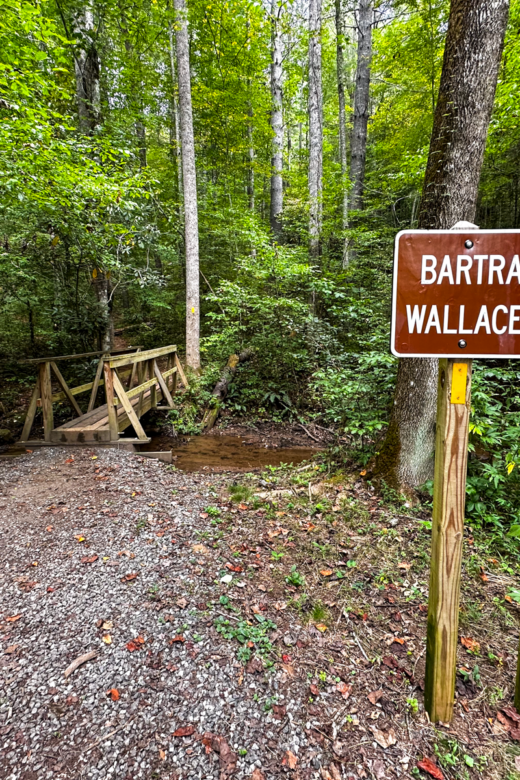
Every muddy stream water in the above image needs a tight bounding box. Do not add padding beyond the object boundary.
[140,434,321,472]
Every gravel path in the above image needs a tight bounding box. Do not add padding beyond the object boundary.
[0,448,325,780]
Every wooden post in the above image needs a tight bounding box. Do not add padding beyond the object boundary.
[50,362,82,417]
[112,371,149,441]
[39,361,54,442]
[88,356,105,412]
[103,361,119,442]
[424,358,472,723]
[154,360,174,407]
[20,376,41,442]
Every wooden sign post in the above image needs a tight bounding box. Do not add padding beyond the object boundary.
[391,225,520,722]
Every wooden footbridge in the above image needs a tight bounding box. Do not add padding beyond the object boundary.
[19,345,188,446]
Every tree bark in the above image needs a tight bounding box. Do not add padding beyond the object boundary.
[375,0,510,490]
[247,101,255,212]
[335,0,349,267]
[202,349,253,430]
[93,271,114,352]
[308,0,323,259]
[168,19,184,220]
[270,0,283,240]
[350,0,372,211]
[174,0,201,371]
[73,3,100,135]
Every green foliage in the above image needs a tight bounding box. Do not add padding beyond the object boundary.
[285,565,305,587]
[214,613,276,664]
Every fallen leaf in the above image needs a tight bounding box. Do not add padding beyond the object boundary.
[46,526,53,532]
[106,688,119,701]
[480,572,489,582]
[310,684,320,696]
[102,634,112,644]
[273,601,287,611]
[173,725,195,737]
[398,562,411,570]
[461,636,480,652]
[225,563,243,572]
[282,750,298,769]
[169,635,185,644]
[121,572,138,582]
[81,555,98,564]
[176,598,188,609]
[360,469,367,476]
[238,503,248,510]
[272,703,286,720]
[251,770,266,780]
[315,623,328,632]
[417,757,444,779]
[126,636,145,652]
[282,653,291,663]
[336,681,352,699]
[320,570,333,577]
[159,749,166,760]
[74,535,85,543]
[368,689,384,705]
[102,620,113,630]
[370,726,397,749]
[199,512,209,519]
[47,587,55,593]
[4,644,19,655]
[6,615,22,623]
[502,706,520,723]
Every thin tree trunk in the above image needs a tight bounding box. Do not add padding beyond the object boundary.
[73,3,100,134]
[174,0,200,371]
[350,0,372,211]
[168,20,184,219]
[247,101,255,212]
[308,0,323,259]
[270,0,283,240]
[94,271,114,352]
[375,0,510,490]
[335,0,349,267]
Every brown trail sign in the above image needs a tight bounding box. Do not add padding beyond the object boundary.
[391,226,520,723]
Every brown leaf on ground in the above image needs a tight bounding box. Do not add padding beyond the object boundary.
[282,750,298,769]
[81,555,98,564]
[106,688,119,701]
[370,726,397,749]
[372,760,386,780]
[225,563,243,572]
[368,689,384,705]
[272,704,286,720]
[121,572,138,582]
[320,570,333,577]
[245,657,263,674]
[251,770,265,780]
[169,635,185,644]
[159,749,166,760]
[460,636,480,652]
[310,683,320,696]
[192,543,209,554]
[417,757,444,779]
[4,645,19,655]
[502,706,520,722]
[336,682,352,699]
[173,725,195,737]
[6,615,21,623]
[176,597,188,609]
[382,655,400,669]
[320,769,332,780]
[126,636,145,652]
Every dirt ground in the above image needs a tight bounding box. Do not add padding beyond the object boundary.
[0,446,519,780]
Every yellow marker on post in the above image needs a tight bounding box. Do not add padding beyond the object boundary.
[450,363,468,404]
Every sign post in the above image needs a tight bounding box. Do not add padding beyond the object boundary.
[391,226,520,722]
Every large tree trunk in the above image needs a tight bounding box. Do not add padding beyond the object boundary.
[350,0,372,211]
[174,0,201,371]
[375,0,510,490]
[270,0,283,240]
[93,271,114,352]
[308,0,323,259]
[73,3,100,135]
[335,0,349,267]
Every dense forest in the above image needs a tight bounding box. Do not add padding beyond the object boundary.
[2,0,520,537]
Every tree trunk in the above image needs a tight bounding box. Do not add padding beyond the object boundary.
[94,271,114,353]
[270,0,283,240]
[174,0,201,371]
[202,350,253,430]
[375,0,510,490]
[350,0,372,211]
[247,101,255,212]
[308,0,323,259]
[168,20,184,220]
[73,3,100,134]
[335,0,349,267]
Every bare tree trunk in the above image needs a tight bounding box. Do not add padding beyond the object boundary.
[308,0,323,259]
[350,0,372,211]
[93,271,114,352]
[270,0,283,240]
[136,119,147,168]
[168,20,184,220]
[174,0,200,371]
[73,3,100,135]
[375,0,510,490]
[247,101,255,212]
[335,0,349,267]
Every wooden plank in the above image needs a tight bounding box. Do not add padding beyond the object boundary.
[174,353,189,389]
[107,344,177,369]
[148,360,157,408]
[117,375,157,402]
[45,368,131,405]
[51,428,112,444]
[424,358,472,723]
[50,362,82,417]
[20,377,41,442]
[22,346,141,364]
[88,357,105,412]
[154,362,174,408]
[39,361,54,442]
[162,366,177,380]
[112,372,149,441]
[103,363,119,441]
[128,347,141,390]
